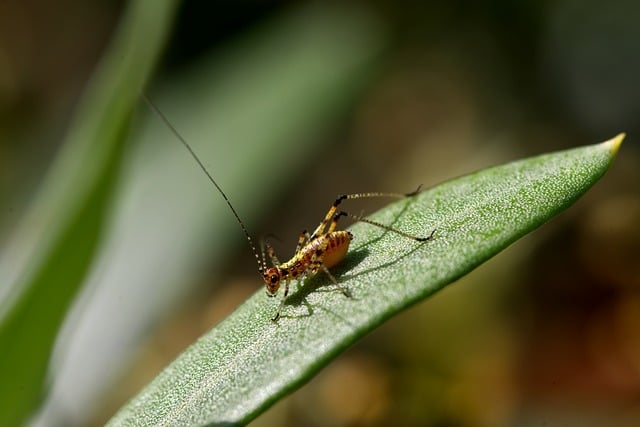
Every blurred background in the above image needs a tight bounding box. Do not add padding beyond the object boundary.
[1,0,639,426]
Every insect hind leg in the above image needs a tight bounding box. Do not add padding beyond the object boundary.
[310,187,422,240]
[341,211,434,242]
[317,186,433,241]
[310,195,347,239]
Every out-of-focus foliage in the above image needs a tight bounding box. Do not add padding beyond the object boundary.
[0,0,637,426]
[0,1,178,425]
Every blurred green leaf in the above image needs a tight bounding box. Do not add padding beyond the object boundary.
[0,0,178,425]
[29,4,388,424]
[108,135,623,426]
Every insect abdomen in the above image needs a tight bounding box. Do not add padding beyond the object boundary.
[314,230,352,269]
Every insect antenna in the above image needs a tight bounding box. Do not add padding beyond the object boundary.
[142,94,266,273]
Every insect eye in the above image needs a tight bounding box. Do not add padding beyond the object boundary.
[264,269,281,295]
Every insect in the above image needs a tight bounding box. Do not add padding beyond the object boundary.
[143,95,434,321]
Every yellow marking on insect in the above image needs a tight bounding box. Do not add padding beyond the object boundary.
[143,95,435,322]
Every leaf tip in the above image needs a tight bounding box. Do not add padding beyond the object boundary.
[602,133,625,155]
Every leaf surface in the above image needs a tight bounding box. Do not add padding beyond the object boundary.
[108,135,623,426]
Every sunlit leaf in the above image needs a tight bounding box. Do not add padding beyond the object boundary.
[108,135,623,426]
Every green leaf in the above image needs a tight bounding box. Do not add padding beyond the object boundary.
[0,1,178,425]
[108,134,623,426]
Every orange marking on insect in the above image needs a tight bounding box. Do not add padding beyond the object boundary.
[313,230,351,269]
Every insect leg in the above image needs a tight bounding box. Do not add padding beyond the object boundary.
[295,230,309,252]
[317,262,351,297]
[326,211,348,233]
[341,211,435,242]
[310,195,347,239]
[264,240,281,266]
[272,278,290,322]
[340,185,424,203]
[309,239,351,298]
[310,187,423,240]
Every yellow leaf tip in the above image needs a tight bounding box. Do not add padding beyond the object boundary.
[602,133,625,155]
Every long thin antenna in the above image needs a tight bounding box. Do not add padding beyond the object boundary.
[141,94,265,272]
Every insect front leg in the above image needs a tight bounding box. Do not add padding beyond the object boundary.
[264,241,281,266]
[295,230,309,253]
[272,278,291,322]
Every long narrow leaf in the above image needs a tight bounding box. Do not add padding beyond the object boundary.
[109,134,623,426]
[0,1,179,425]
